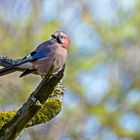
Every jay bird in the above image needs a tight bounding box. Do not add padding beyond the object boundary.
[0,31,70,77]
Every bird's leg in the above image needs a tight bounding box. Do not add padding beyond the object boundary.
[41,75,45,79]
[35,100,43,107]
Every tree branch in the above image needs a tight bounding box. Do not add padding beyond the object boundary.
[0,82,64,129]
[0,56,65,140]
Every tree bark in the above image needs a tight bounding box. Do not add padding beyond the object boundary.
[0,56,65,140]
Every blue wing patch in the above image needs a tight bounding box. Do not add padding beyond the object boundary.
[15,50,49,66]
[32,50,49,59]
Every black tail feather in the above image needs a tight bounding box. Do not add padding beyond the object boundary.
[19,69,36,78]
[0,66,17,76]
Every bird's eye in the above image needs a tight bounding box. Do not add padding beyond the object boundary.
[60,35,64,39]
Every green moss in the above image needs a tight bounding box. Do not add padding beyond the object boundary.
[27,99,62,127]
[0,98,62,130]
[0,82,64,130]
[0,111,17,129]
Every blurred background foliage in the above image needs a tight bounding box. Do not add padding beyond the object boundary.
[0,0,140,140]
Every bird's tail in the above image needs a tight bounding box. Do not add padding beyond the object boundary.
[0,66,17,76]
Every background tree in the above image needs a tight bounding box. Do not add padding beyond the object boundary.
[0,0,140,140]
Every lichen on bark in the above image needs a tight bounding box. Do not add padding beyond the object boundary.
[0,56,65,139]
[0,82,64,130]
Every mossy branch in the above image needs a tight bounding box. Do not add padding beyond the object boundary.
[0,56,65,140]
[0,83,64,129]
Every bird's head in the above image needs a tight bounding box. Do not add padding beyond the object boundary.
[51,31,70,49]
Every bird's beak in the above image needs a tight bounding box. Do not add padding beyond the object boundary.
[51,34,57,39]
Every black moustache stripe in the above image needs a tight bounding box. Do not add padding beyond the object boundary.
[57,38,62,44]
[51,35,62,44]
